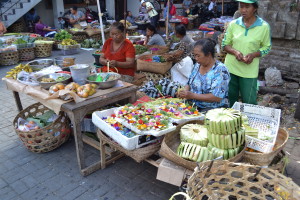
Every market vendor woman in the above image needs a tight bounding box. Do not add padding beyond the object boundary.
[222,0,271,107]
[99,22,136,83]
[178,39,230,111]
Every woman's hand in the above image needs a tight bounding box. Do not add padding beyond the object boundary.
[178,89,192,99]
[108,60,117,67]
[243,52,260,64]
[234,50,244,62]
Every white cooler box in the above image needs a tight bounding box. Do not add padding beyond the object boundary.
[92,108,160,150]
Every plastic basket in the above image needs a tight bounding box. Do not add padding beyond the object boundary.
[232,102,281,153]
[60,48,79,55]
[92,108,160,150]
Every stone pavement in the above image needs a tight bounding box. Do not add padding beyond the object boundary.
[0,49,299,200]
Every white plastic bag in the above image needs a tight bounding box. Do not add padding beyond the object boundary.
[171,56,193,85]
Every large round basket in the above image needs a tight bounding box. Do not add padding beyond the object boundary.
[35,43,53,58]
[243,128,289,166]
[159,120,245,171]
[140,71,171,84]
[13,103,71,153]
[186,160,300,200]
[18,47,35,61]
[97,129,162,163]
[72,33,87,43]
[269,150,289,173]
[148,45,170,55]
[7,20,26,33]
[137,54,173,74]
[0,51,19,66]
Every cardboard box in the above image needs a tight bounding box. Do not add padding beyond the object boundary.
[81,118,97,133]
[156,158,193,186]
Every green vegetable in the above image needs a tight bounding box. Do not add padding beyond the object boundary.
[54,30,72,41]
[134,45,148,55]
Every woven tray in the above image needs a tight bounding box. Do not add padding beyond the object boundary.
[159,120,245,171]
[137,54,173,74]
[97,129,162,163]
[35,43,53,58]
[13,103,71,153]
[244,128,289,166]
[187,160,300,200]
[0,51,19,66]
[140,71,171,84]
[18,47,35,61]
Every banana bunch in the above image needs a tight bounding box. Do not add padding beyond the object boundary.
[205,108,242,134]
[207,143,243,160]
[208,128,245,149]
[5,64,32,79]
[61,39,77,45]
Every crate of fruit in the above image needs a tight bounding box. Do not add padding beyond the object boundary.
[92,108,160,150]
[232,102,281,153]
[58,43,81,50]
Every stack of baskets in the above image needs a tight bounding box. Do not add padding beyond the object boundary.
[35,43,53,57]
[18,45,35,61]
[13,103,71,153]
[0,51,19,66]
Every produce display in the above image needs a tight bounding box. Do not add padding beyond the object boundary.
[134,44,148,55]
[143,55,166,63]
[61,39,78,46]
[54,30,72,41]
[49,83,65,93]
[177,108,246,162]
[5,64,33,79]
[0,44,17,53]
[81,39,101,48]
[34,40,55,44]
[12,36,35,49]
[49,82,97,98]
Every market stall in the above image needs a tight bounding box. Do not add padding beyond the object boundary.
[3,60,138,176]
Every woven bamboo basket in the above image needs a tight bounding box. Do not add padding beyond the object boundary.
[18,47,35,61]
[13,103,71,153]
[137,54,173,74]
[89,33,102,42]
[186,160,300,200]
[97,129,162,163]
[140,71,171,84]
[244,128,289,166]
[72,33,87,43]
[35,43,53,58]
[159,120,245,171]
[0,51,19,66]
[269,150,289,173]
[148,45,170,55]
[7,20,26,33]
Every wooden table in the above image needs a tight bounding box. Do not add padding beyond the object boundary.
[11,84,138,176]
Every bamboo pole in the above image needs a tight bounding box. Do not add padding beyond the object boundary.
[96,0,105,43]
[166,0,170,39]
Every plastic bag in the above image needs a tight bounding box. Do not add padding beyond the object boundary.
[171,56,193,85]
[17,118,40,131]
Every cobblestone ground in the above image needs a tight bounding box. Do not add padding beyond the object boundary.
[0,50,299,200]
[0,50,179,200]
